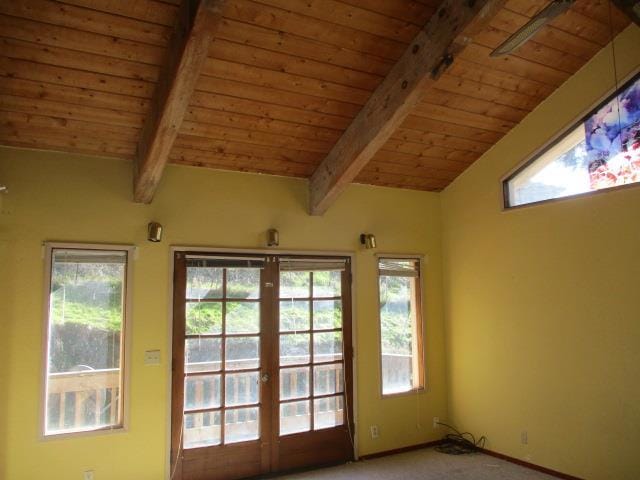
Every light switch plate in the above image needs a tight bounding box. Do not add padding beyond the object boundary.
[144,350,161,365]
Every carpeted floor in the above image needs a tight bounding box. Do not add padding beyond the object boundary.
[276,448,558,479]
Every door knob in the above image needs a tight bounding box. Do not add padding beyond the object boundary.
[261,373,269,383]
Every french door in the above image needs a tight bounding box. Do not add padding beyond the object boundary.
[171,253,354,480]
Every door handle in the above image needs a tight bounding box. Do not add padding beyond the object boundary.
[261,373,269,383]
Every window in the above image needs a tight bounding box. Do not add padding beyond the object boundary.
[504,73,640,208]
[43,244,132,436]
[377,257,424,396]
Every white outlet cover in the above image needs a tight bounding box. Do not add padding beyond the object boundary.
[144,350,161,365]
[83,470,94,480]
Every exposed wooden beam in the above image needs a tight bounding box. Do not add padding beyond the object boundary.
[612,0,640,26]
[308,0,507,215]
[134,0,225,203]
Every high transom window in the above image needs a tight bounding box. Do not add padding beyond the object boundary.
[504,73,640,208]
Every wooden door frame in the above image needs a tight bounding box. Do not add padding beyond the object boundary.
[165,246,359,480]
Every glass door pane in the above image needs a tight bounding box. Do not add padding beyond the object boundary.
[183,264,263,448]
[278,267,345,436]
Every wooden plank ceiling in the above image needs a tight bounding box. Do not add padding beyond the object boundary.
[0,0,630,195]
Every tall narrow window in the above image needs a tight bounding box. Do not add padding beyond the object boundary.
[44,245,131,436]
[378,257,424,396]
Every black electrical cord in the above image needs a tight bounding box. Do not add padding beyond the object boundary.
[434,422,486,455]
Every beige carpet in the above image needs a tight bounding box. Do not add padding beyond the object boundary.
[275,448,558,479]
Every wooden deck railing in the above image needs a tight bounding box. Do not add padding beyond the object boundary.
[47,354,409,436]
[46,368,120,433]
[381,353,413,393]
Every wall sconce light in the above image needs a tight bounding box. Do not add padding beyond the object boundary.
[267,228,279,247]
[360,233,377,249]
[148,222,163,242]
[0,185,7,193]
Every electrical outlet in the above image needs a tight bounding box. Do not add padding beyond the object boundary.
[370,425,379,439]
[433,417,440,429]
[521,431,528,445]
[83,470,94,480]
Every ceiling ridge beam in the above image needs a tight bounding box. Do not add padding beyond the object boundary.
[134,0,226,203]
[308,0,507,215]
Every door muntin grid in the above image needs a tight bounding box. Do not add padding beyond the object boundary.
[183,264,263,448]
[278,269,345,436]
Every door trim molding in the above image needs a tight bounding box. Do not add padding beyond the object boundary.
[165,246,359,479]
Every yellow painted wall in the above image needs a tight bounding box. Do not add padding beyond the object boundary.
[0,146,447,480]
[442,25,640,480]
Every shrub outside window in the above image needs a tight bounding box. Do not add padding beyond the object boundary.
[377,257,424,396]
[43,244,132,436]
[504,73,640,208]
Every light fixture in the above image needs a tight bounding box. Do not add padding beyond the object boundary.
[360,233,377,249]
[147,222,163,242]
[612,0,640,27]
[491,0,574,57]
[267,228,279,247]
[0,185,7,193]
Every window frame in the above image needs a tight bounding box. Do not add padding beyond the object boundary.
[375,254,426,398]
[502,69,640,210]
[40,242,135,440]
